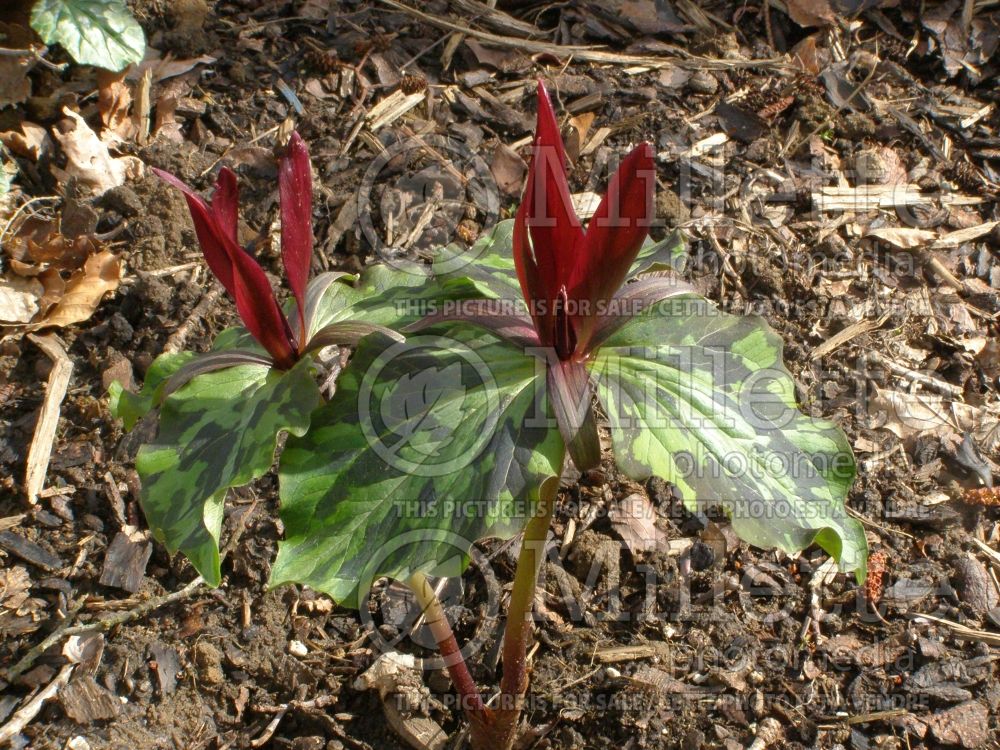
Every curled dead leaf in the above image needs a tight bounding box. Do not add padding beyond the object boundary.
[0,122,50,161]
[33,251,121,330]
[50,108,144,196]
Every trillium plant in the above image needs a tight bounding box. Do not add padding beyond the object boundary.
[112,83,867,750]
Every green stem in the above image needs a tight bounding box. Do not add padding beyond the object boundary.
[471,462,562,750]
[406,571,485,715]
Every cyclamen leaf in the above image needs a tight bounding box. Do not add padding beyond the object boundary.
[31,0,145,72]
[134,358,320,586]
[589,296,867,581]
[273,328,563,606]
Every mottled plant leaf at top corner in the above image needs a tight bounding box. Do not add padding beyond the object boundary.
[31,0,146,72]
[589,296,868,581]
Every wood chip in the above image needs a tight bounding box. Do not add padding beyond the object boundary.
[59,676,121,723]
[24,334,73,504]
[366,90,425,131]
[98,529,152,593]
[0,531,63,572]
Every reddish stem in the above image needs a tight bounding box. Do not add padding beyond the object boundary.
[407,572,485,715]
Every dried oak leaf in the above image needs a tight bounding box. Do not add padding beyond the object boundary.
[33,250,121,330]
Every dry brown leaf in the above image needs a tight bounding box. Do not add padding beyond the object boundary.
[566,111,595,162]
[867,227,937,248]
[0,122,50,161]
[97,69,136,142]
[791,34,825,75]
[785,0,836,27]
[872,388,997,448]
[490,144,526,197]
[609,493,663,555]
[0,275,43,324]
[131,52,217,84]
[51,108,144,196]
[34,251,121,330]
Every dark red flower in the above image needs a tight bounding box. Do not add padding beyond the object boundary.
[513,80,656,362]
[153,132,316,369]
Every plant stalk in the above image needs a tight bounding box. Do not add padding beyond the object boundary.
[471,466,562,750]
[406,571,485,716]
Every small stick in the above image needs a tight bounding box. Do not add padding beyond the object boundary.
[4,577,205,683]
[0,664,75,744]
[162,284,224,354]
[24,334,73,504]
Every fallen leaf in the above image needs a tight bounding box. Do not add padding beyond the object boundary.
[566,111,595,162]
[131,50,218,84]
[609,493,663,555]
[490,144,526,197]
[51,108,144,196]
[785,0,836,27]
[97,68,136,142]
[34,250,121,329]
[0,275,43,323]
[872,388,999,452]
[0,122,50,160]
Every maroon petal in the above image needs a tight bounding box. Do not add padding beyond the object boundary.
[210,168,240,246]
[152,167,237,298]
[228,243,298,369]
[279,131,313,344]
[570,142,656,354]
[513,81,584,350]
[154,167,297,368]
[526,81,583,293]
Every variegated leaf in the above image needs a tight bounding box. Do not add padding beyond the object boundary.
[589,296,867,580]
[272,328,563,606]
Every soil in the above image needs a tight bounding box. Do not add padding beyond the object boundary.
[2,1,1000,749]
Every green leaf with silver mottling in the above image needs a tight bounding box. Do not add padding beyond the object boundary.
[31,0,145,72]
[135,357,320,586]
[589,295,867,581]
[272,328,563,606]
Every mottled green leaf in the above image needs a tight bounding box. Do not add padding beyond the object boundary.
[272,329,563,606]
[31,0,145,72]
[630,230,687,276]
[108,351,193,431]
[589,296,867,581]
[134,358,320,586]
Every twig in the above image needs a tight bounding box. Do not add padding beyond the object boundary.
[908,611,1000,646]
[24,334,74,504]
[865,352,964,399]
[4,577,205,683]
[0,44,66,73]
[162,284,224,354]
[0,664,75,744]
[375,0,786,71]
